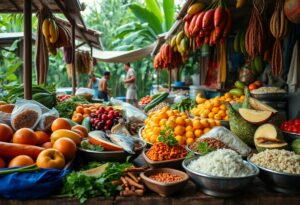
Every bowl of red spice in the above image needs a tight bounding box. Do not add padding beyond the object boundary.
[140,168,189,197]
[142,142,188,169]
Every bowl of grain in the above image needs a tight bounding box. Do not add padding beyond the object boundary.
[183,149,259,197]
[248,149,300,194]
[140,168,189,197]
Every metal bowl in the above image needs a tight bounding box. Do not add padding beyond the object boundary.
[182,157,259,197]
[248,157,300,194]
[138,126,153,148]
[78,138,146,162]
[281,130,300,143]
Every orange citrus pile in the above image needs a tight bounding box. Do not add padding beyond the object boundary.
[191,93,244,121]
[142,106,220,146]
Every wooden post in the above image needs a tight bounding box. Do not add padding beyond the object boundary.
[71,20,76,95]
[23,0,32,99]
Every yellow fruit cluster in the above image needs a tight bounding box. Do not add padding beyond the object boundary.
[142,106,220,146]
[191,93,244,121]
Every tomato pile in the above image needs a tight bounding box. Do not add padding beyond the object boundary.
[57,94,71,102]
[90,106,121,131]
[139,96,151,105]
[280,119,300,134]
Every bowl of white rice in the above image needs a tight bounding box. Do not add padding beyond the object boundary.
[182,149,259,197]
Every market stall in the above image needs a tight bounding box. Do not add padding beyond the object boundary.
[0,0,300,204]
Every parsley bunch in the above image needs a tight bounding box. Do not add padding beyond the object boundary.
[158,126,178,146]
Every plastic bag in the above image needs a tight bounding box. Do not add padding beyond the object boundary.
[0,111,11,126]
[200,126,252,156]
[76,87,94,100]
[110,98,147,122]
[0,168,70,199]
[11,99,43,131]
[36,108,59,132]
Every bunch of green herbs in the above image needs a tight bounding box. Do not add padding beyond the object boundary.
[55,96,89,118]
[61,162,132,203]
[171,98,196,112]
[158,126,178,146]
[80,140,104,152]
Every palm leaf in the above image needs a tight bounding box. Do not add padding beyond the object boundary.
[145,0,163,23]
[163,0,175,31]
[129,3,162,34]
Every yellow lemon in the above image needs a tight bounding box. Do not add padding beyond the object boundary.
[194,129,203,137]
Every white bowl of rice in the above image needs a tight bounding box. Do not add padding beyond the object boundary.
[182,149,259,197]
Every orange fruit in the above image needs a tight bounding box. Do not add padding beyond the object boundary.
[220,104,226,110]
[211,107,219,114]
[175,117,185,126]
[72,125,88,138]
[215,120,221,126]
[200,119,209,128]
[53,137,77,161]
[194,129,203,137]
[186,138,194,145]
[185,131,195,138]
[174,125,185,136]
[42,142,52,149]
[203,127,210,134]
[35,131,50,145]
[71,129,85,139]
[175,135,183,144]
[83,108,91,115]
[208,119,216,128]
[72,113,83,124]
[185,119,193,126]
[0,157,6,168]
[159,119,167,126]
[8,155,34,168]
[75,106,84,114]
[192,119,202,129]
[0,123,14,142]
[13,128,37,145]
[185,125,193,132]
[208,112,214,119]
[214,114,222,120]
[51,118,72,132]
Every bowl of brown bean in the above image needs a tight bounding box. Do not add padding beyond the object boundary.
[140,168,189,197]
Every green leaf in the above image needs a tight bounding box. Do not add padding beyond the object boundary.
[163,0,175,31]
[145,0,163,23]
[129,3,162,34]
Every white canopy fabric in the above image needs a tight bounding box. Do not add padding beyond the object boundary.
[92,43,156,63]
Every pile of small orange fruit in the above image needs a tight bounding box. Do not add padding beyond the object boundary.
[71,103,102,123]
[142,106,220,146]
[190,92,244,121]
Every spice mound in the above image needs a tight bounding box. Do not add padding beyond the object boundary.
[146,142,187,161]
[250,149,300,174]
[189,138,229,154]
[11,105,41,130]
[149,172,183,183]
[188,149,254,177]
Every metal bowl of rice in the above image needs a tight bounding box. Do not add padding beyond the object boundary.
[182,150,259,197]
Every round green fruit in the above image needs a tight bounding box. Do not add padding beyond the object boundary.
[291,139,300,154]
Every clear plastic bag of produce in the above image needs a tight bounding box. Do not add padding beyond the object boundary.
[36,108,59,132]
[200,126,252,156]
[110,98,147,122]
[75,87,94,100]
[11,99,43,130]
[0,111,11,126]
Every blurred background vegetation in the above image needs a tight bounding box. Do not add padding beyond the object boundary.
[0,0,193,98]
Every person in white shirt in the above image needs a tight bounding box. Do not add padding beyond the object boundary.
[123,63,138,107]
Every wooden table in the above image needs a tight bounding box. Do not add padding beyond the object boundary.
[0,178,299,205]
[0,156,299,205]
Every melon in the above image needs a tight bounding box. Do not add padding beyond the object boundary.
[82,163,109,177]
[249,97,278,114]
[254,123,288,152]
[284,0,300,24]
[291,139,300,154]
[88,131,123,151]
[238,108,273,125]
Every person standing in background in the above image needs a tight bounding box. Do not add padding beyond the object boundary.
[87,72,100,98]
[98,71,111,101]
[123,63,138,107]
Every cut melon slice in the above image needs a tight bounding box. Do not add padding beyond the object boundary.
[254,123,287,152]
[82,163,109,177]
[88,130,123,151]
[249,97,278,114]
[238,108,273,125]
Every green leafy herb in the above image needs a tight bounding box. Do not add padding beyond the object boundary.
[197,142,215,155]
[80,140,104,152]
[61,162,132,203]
[158,126,178,146]
[185,152,194,159]
[171,98,196,112]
